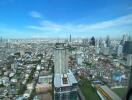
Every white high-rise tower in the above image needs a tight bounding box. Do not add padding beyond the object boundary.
[54,43,69,74]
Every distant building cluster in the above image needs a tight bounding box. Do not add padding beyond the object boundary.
[0,33,131,100]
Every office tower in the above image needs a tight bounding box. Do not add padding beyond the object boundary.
[0,36,2,43]
[90,36,95,46]
[95,46,100,54]
[127,54,132,66]
[98,38,103,48]
[69,34,71,43]
[106,35,111,47]
[123,40,132,66]
[123,41,132,54]
[76,52,83,65]
[103,47,110,56]
[54,43,78,100]
[95,39,100,54]
[100,40,109,55]
[128,35,131,41]
[124,34,128,42]
[54,43,69,74]
[120,34,128,45]
[117,45,123,57]
[99,40,105,54]
[126,39,132,100]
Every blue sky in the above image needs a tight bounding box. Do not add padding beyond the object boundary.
[0,0,132,38]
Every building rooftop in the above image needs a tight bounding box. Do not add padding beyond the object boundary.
[100,85,122,100]
[54,70,77,88]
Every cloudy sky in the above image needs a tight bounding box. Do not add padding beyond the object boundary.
[0,0,132,38]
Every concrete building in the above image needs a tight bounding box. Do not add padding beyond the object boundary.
[54,70,78,100]
[69,34,71,43]
[103,47,110,56]
[54,43,69,74]
[120,34,128,45]
[95,45,100,55]
[123,41,132,54]
[90,36,95,46]
[76,52,83,65]
[117,45,123,57]
[123,41,132,66]
[127,54,132,66]
[54,43,78,100]
[100,40,106,54]
[106,35,111,47]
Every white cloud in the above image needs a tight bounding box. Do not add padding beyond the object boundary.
[26,13,132,38]
[29,11,43,18]
[90,13,132,29]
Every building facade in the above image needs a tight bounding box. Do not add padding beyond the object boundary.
[54,43,78,100]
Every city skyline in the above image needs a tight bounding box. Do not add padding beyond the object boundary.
[0,0,132,38]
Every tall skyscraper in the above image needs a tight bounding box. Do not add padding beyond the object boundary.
[103,47,110,56]
[99,40,105,54]
[127,54,132,67]
[126,39,132,100]
[0,36,2,43]
[120,34,128,45]
[106,35,111,47]
[123,41,132,54]
[69,34,71,43]
[95,39,100,54]
[54,43,69,74]
[90,36,95,46]
[117,45,123,57]
[76,52,83,65]
[54,43,78,100]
